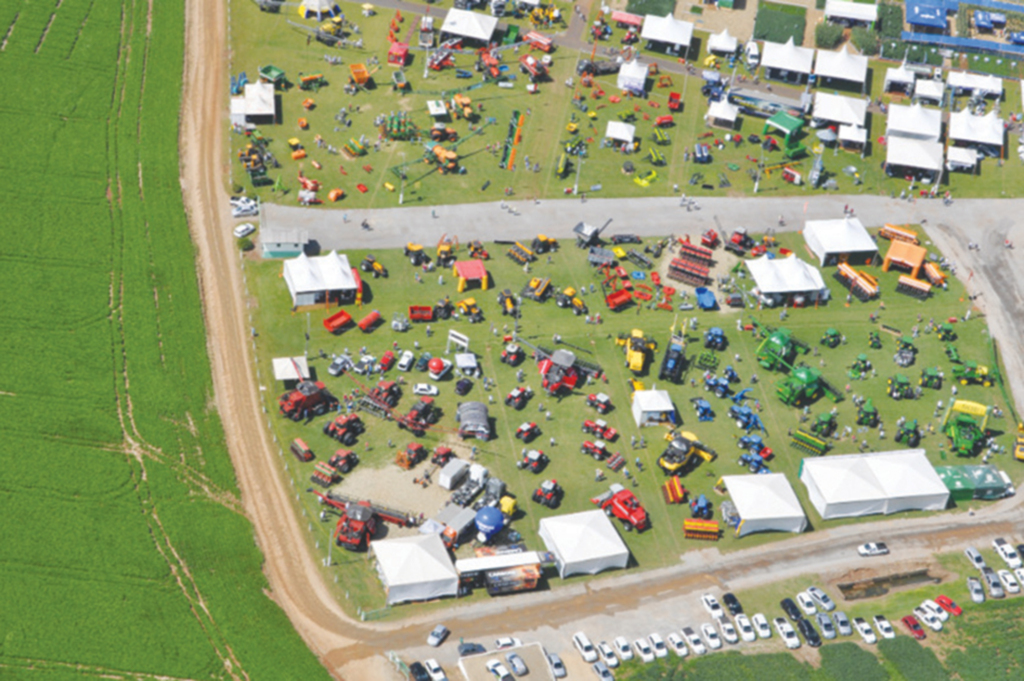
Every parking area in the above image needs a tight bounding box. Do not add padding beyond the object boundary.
[458,643,555,681]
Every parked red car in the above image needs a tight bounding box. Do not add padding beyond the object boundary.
[935,595,962,616]
[901,615,926,640]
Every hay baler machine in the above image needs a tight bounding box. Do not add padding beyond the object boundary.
[311,490,415,551]
[514,335,602,395]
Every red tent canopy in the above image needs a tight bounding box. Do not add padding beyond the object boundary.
[388,42,409,66]
[453,259,487,281]
[610,11,642,27]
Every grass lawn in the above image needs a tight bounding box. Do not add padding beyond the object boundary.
[242,224,1016,617]
[754,2,808,46]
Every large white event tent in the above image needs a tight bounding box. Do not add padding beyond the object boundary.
[813,92,867,128]
[814,45,868,86]
[948,71,1003,98]
[617,59,649,94]
[825,0,878,24]
[761,38,815,80]
[887,102,942,141]
[800,450,950,520]
[539,510,630,578]
[886,136,945,173]
[371,534,459,604]
[605,120,637,143]
[723,474,808,537]
[948,110,1004,148]
[440,9,498,43]
[746,254,828,306]
[707,28,738,55]
[640,13,694,54]
[803,216,877,266]
[282,251,358,306]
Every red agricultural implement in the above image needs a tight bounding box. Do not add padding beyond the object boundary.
[312,490,415,551]
[592,484,649,531]
[280,380,338,420]
[408,305,434,322]
[606,288,633,311]
[323,309,353,334]
[357,309,382,332]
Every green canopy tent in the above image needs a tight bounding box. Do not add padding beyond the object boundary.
[763,111,804,146]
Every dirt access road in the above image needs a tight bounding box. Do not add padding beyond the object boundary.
[182,2,1024,679]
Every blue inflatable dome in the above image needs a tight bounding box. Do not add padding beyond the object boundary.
[475,506,505,541]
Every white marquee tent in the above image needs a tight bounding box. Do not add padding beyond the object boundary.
[800,450,950,520]
[814,45,868,85]
[282,251,358,306]
[887,103,942,141]
[705,99,740,127]
[825,0,878,24]
[605,120,637,143]
[271,356,310,381]
[803,216,877,266]
[440,8,498,43]
[914,78,944,103]
[631,389,676,427]
[813,92,867,127]
[372,534,459,604]
[723,474,808,537]
[640,13,694,52]
[886,136,944,172]
[947,145,978,170]
[707,28,738,55]
[884,63,915,92]
[948,110,1004,147]
[746,254,828,304]
[839,124,867,146]
[617,59,649,94]
[229,82,276,126]
[539,510,630,578]
[761,38,815,76]
[948,70,1003,97]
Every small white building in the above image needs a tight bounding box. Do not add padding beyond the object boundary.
[631,389,676,427]
[229,82,277,126]
[440,8,498,44]
[371,534,459,605]
[616,59,648,95]
[538,510,630,578]
[722,474,808,537]
[282,251,359,306]
[745,254,828,307]
[261,227,309,259]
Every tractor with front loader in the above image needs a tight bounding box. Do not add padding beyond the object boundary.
[592,484,649,531]
[618,329,657,374]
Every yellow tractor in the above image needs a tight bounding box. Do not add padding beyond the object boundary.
[437,233,458,266]
[404,242,425,266]
[555,286,587,315]
[521,277,552,302]
[617,329,656,373]
[456,297,484,323]
[359,254,388,278]
[531,234,558,254]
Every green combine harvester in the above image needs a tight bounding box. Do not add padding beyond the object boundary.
[750,317,809,372]
[941,399,993,457]
[775,361,843,407]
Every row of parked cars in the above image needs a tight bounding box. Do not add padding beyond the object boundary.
[964,538,1024,601]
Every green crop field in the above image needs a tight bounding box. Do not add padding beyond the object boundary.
[754,2,808,46]
[243,222,1016,617]
[0,0,328,678]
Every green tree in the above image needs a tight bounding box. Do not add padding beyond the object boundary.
[816,23,845,49]
[852,27,880,55]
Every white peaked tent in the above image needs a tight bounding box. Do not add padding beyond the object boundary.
[705,99,740,127]
[948,71,1003,98]
[539,510,630,578]
[761,38,815,76]
[440,9,498,43]
[813,92,867,127]
[282,251,357,306]
[707,29,739,55]
[299,0,339,19]
[372,534,459,604]
[617,59,649,94]
[814,45,868,85]
[605,120,637,143]
[723,474,808,537]
[640,13,694,52]
[887,103,942,141]
[825,0,878,24]
[884,63,915,92]
[803,216,877,266]
[914,78,945,103]
[886,136,944,172]
[948,110,1004,147]
[800,450,950,520]
[631,389,676,427]
[746,254,828,302]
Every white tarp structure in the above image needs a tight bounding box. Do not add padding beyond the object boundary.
[271,356,310,381]
[229,82,276,125]
[605,120,637,143]
[617,59,648,94]
[814,45,868,84]
[440,9,498,43]
[948,70,1003,97]
[631,389,676,427]
[947,145,978,169]
[299,0,340,19]
[640,13,694,51]
[372,534,459,604]
[914,78,944,103]
[886,136,944,171]
[746,254,828,298]
[949,110,1004,147]
[803,216,877,266]
[761,38,815,76]
[707,29,738,55]
[800,450,950,520]
[825,0,878,23]
[705,99,740,126]
[282,251,357,306]
[887,103,942,141]
[723,474,808,537]
[813,92,867,127]
[839,124,867,145]
[884,63,915,92]
[539,510,629,578]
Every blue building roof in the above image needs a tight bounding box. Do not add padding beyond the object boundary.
[975,10,994,30]
[907,0,949,30]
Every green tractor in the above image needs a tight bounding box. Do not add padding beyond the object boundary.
[941,400,993,457]
[848,354,872,380]
[811,412,838,438]
[919,367,943,390]
[857,399,879,427]
[945,343,962,364]
[775,362,844,407]
[887,374,916,400]
[894,336,917,367]
[895,419,921,447]
[952,361,996,387]
[868,331,882,349]
[937,322,957,342]
[820,328,842,349]
[751,318,809,372]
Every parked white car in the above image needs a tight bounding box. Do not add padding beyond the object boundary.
[993,538,1023,569]
[872,615,896,639]
[412,383,439,396]
[612,636,633,661]
[751,613,772,639]
[773,617,800,649]
[701,593,724,619]
[700,623,723,650]
[913,607,943,632]
[853,617,877,644]
[424,658,447,681]
[682,627,706,655]
[597,641,618,668]
[397,350,415,371]
[807,586,836,612]
[572,632,598,663]
[495,637,522,650]
[648,633,668,658]
[231,199,259,218]
[632,638,655,663]
[233,222,256,238]
[666,632,689,657]
[717,618,739,644]
[734,614,756,642]
[921,599,950,622]
[858,542,889,557]
[967,576,986,603]
[796,591,817,616]
[998,569,1021,594]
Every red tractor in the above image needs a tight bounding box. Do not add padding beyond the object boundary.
[328,450,359,473]
[501,343,525,366]
[279,380,339,420]
[725,228,755,257]
[581,440,611,460]
[431,446,455,466]
[515,422,541,442]
[397,397,440,435]
[323,414,365,445]
[505,386,533,410]
[368,380,401,408]
[532,479,563,508]
[516,449,549,474]
[701,229,720,249]
[312,490,416,551]
[592,484,649,532]
[395,442,428,469]
[586,392,613,414]
[582,419,618,442]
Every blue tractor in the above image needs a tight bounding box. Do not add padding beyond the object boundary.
[690,494,713,519]
[737,434,773,459]
[704,327,727,351]
[704,374,732,398]
[738,452,771,474]
[728,405,765,433]
[723,365,740,383]
[691,398,715,422]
